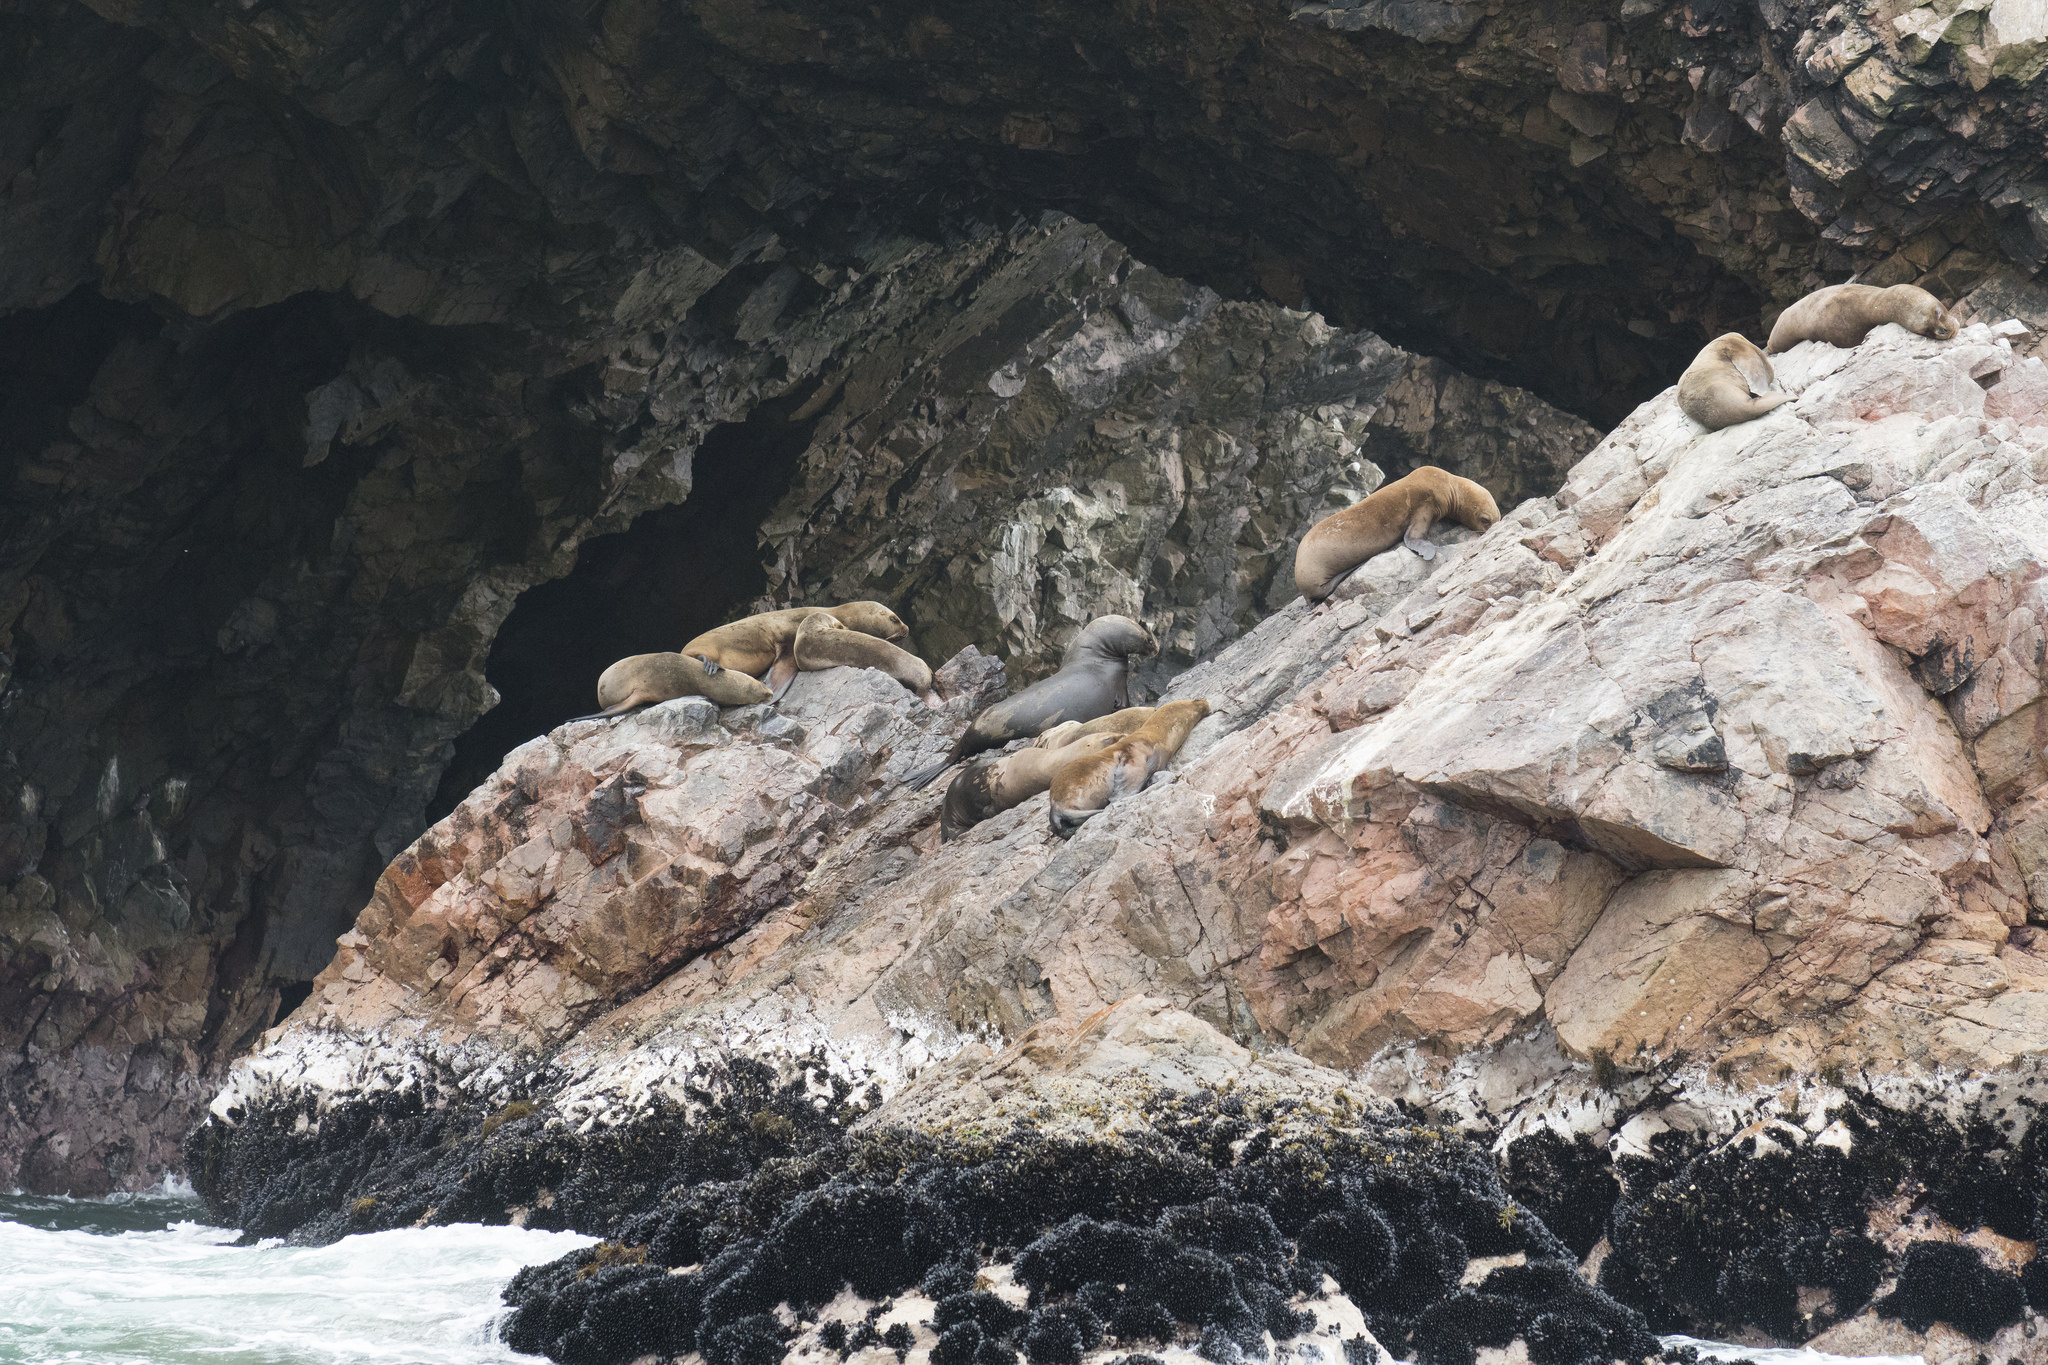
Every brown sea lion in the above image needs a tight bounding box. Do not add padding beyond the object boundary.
[1032,707,1156,750]
[569,652,771,722]
[1293,466,1501,603]
[940,732,1120,841]
[681,602,909,682]
[1047,698,1213,837]
[789,612,934,699]
[1677,334,1791,432]
[1765,283,1959,353]
[902,615,1160,791]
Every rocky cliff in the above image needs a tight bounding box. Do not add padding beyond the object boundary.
[189,312,2048,1359]
[3,0,2047,1211]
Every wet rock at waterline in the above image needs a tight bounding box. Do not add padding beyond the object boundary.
[187,312,2048,1359]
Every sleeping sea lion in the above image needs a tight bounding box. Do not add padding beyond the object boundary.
[1766,283,1958,353]
[789,612,934,699]
[940,732,1120,841]
[903,614,1159,791]
[1293,466,1500,603]
[1047,698,1213,837]
[570,651,771,722]
[1677,334,1791,432]
[682,602,908,681]
[1032,706,1156,750]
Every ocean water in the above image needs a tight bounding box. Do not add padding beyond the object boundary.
[0,1188,1927,1365]
[0,1186,594,1365]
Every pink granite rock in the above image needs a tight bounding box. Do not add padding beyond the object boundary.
[234,316,2048,1132]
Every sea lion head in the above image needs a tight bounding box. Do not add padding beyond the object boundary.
[939,760,998,841]
[1460,478,1503,535]
[1069,615,1159,665]
[1895,285,1958,341]
[833,600,909,641]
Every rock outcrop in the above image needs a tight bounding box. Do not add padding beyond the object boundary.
[0,210,1595,1193]
[8,0,2046,1200]
[192,310,2048,1357]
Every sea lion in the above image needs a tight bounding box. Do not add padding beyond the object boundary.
[1293,466,1501,603]
[1047,698,1213,837]
[902,615,1159,791]
[789,612,934,698]
[1677,334,1792,431]
[1032,706,1156,750]
[570,652,771,721]
[940,732,1120,841]
[1766,283,1959,353]
[681,602,908,681]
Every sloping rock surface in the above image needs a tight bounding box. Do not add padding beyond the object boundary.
[0,213,1594,1194]
[194,306,2048,1354]
[258,313,2048,1102]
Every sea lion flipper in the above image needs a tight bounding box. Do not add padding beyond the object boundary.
[905,757,950,789]
[568,697,638,723]
[1403,535,1437,561]
[695,653,721,676]
[765,649,799,699]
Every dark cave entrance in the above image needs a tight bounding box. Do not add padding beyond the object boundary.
[427,396,819,821]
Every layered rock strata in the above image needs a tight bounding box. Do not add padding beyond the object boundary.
[194,313,2048,1356]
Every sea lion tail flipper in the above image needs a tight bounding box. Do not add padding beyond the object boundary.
[567,697,638,723]
[692,653,721,677]
[1048,802,1086,839]
[903,760,952,792]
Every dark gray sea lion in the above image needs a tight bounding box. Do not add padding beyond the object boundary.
[903,614,1158,791]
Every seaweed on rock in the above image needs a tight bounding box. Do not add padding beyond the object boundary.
[484,1093,1652,1365]
[184,1054,857,1245]
[1873,1242,2025,1342]
[1588,1090,2048,1342]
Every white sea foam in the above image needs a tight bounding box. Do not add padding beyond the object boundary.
[0,1199,592,1365]
[1662,1335,1924,1365]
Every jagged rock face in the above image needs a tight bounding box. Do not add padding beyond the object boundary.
[10,0,2046,420]
[1,0,2043,1200]
[0,205,1593,1193]
[256,310,2048,1092]
[229,316,2048,1108]
[192,310,2048,1353]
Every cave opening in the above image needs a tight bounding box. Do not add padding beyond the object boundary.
[272,980,317,1027]
[426,394,821,821]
